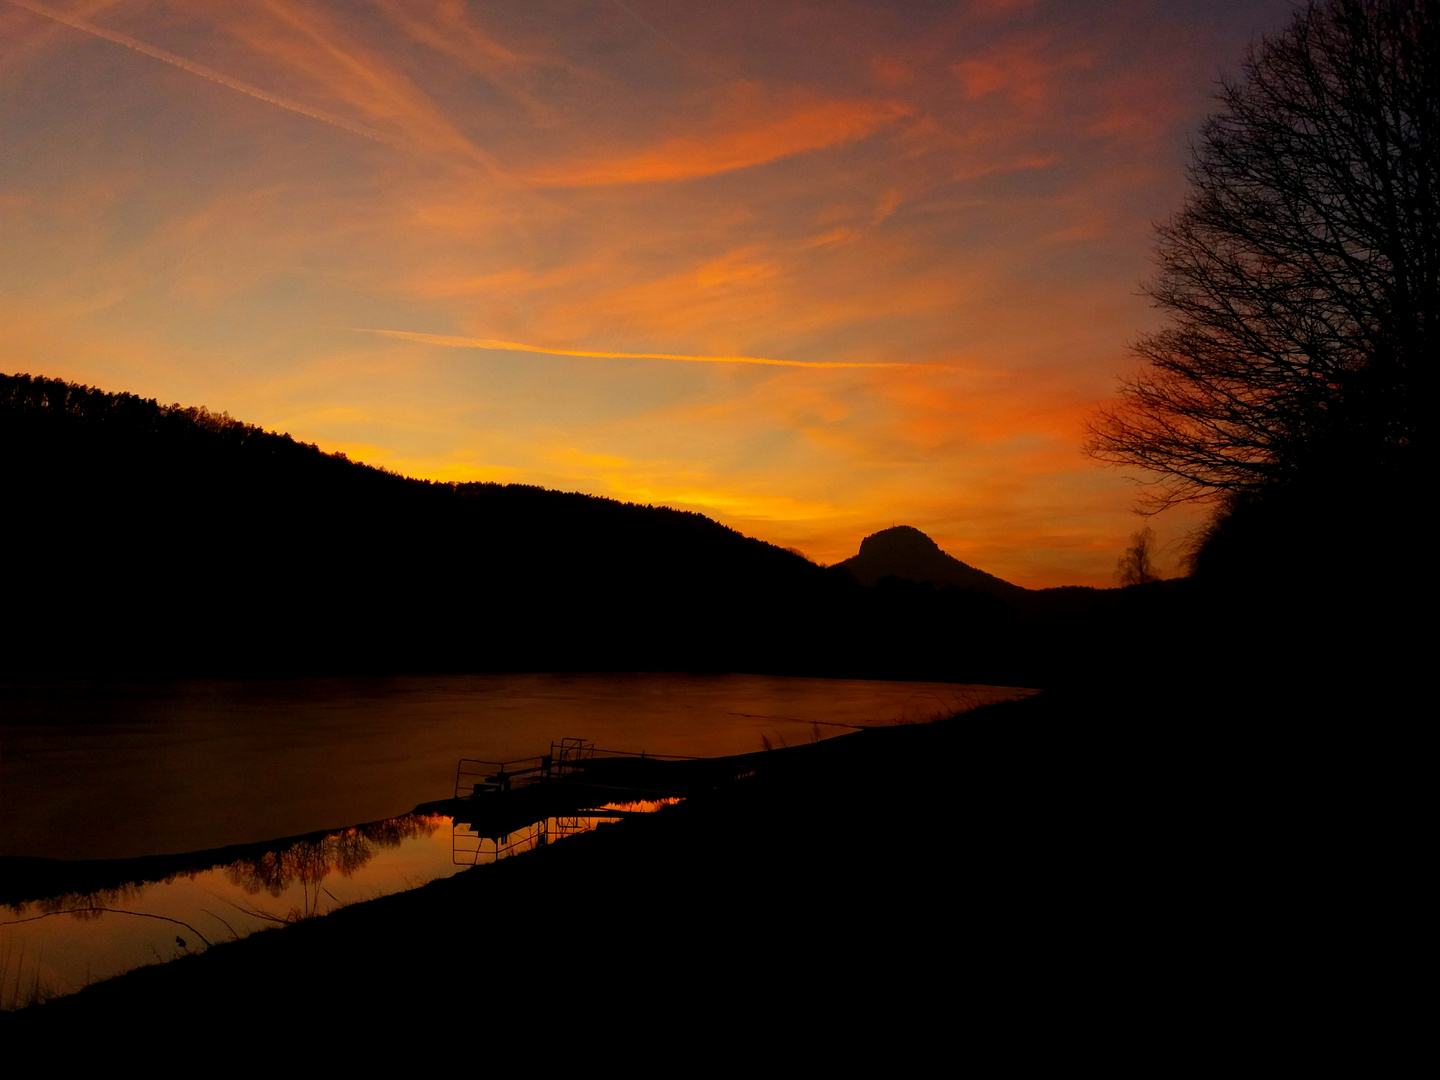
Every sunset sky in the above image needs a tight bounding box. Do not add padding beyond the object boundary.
[1,0,1295,586]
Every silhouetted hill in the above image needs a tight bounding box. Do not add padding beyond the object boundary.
[2,374,840,676]
[834,525,1027,598]
[3,373,1062,682]
[11,372,1248,687]
[8,371,1394,700]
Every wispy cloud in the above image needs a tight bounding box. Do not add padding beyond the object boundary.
[528,98,912,186]
[235,0,503,171]
[350,329,928,369]
[3,0,397,146]
[3,1,1295,585]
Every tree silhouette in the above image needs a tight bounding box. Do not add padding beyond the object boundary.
[1087,0,1434,510]
[1116,527,1157,587]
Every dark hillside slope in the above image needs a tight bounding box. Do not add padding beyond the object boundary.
[2,374,849,675]
[2,374,1039,680]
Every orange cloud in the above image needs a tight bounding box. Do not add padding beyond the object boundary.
[1,2,1285,589]
[952,37,1092,108]
[214,0,505,171]
[799,228,859,250]
[529,97,912,186]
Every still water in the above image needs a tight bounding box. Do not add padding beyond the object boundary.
[1,672,1030,1006]
[0,805,665,1009]
[1,672,1028,861]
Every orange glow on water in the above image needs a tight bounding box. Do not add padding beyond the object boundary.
[0,804,684,1007]
[0,814,460,1008]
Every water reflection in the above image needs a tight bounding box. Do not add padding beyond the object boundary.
[1,674,1034,861]
[222,816,443,921]
[0,799,676,1009]
[451,799,682,866]
[1,813,452,1009]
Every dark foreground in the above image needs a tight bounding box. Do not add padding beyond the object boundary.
[2,687,1405,1050]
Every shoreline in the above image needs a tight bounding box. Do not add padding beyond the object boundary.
[7,706,1034,1027]
[5,684,1336,1035]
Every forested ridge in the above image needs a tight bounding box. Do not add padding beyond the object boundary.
[4,373,1066,681]
[5,371,1411,705]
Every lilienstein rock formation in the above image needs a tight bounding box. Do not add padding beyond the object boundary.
[833,525,1026,598]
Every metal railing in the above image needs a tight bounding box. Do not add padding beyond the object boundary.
[454,738,697,799]
[451,810,634,866]
[453,755,552,799]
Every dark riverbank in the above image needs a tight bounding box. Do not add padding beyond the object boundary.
[6,686,1354,1037]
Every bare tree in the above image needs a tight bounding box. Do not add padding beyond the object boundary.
[1087,0,1435,509]
[1116,526,1158,586]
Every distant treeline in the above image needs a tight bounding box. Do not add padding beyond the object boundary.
[0,373,1022,681]
[3,372,1365,691]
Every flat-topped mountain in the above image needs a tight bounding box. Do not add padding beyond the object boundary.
[833,526,1026,598]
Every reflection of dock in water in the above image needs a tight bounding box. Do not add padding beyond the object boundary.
[413,738,749,866]
[447,807,677,867]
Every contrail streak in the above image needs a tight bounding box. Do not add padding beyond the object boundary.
[608,0,723,87]
[5,0,396,147]
[351,328,920,369]
[609,0,703,72]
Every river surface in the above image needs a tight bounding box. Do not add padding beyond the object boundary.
[1,672,1028,861]
[1,673,1030,1007]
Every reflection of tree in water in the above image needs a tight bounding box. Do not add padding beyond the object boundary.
[224,815,442,900]
[2,815,444,935]
[0,814,447,1002]
[5,882,149,922]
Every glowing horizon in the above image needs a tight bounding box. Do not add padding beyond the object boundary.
[0,0,1294,585]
